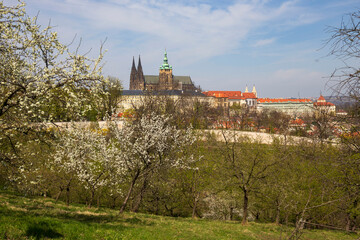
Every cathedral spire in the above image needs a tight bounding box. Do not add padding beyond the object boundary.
[137,55,143,73]
[131,56,136,71]
[129,56,138,90]
[160,49,172,70]
[137,55,145,85]
[245,85,249,93]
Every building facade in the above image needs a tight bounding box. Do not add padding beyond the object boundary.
[257,98,313,116]
[129,51,198,92]
[313,95,336,117]
[118,90,212,111]
[202,88,258,109]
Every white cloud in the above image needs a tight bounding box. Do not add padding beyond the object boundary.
[17,0,334,93]
[253,38,276,47]
[24,0,321,64]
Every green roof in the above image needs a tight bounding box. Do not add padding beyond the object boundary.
[144,75,159,84]
[160,50,172,70]
[173,76,192,84]
[144,75,192,85]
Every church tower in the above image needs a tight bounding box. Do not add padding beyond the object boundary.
[252,85,257,97]
[129,56,145,90]
[159,50,174,90]
[129,57,137,90]
[137,55,145,90]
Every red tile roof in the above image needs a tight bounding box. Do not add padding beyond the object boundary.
[318,95,326,101]
[202,91,257,99]
[257,98,312,103]
[314,102,335,106]
[290,118,305,125]
[242,92,257,99]
[228,96,245,100]
[203,91,243,98]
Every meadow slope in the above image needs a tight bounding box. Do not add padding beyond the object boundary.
[0,192,358,240]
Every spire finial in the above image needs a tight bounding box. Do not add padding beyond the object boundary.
[160,49,172,70]
[138,55,142,69]
[131,56,136,70]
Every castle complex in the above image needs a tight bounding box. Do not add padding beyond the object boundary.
[129,51,197,91]
[123,51,336,117]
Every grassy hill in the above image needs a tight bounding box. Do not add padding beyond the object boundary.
[0,191,358,240]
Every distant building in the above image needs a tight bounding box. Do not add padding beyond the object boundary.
[257,98,313,116]
[289,118,307,130]
[336,109,348,116]
[202,88,258,109]
[202,91,241,109]
[118,90,212,111]
[313,95,336,117]
[126,54,337,118]
[243,85,258,107]
[129,51,198,92]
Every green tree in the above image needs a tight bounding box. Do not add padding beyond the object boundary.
[220,132,278,225]
[0,1,106,168]
[98,76,122,119]
[112,113,198,213]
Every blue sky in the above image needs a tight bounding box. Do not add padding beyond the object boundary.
[6,0,360,97]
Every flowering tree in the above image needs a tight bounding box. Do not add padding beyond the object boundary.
[53,127,124,207]
[0,1,106,167]
[112,114,197,213]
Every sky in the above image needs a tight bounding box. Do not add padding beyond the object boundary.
[5,0,360,97]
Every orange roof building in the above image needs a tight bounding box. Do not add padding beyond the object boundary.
[313,95,336,116]
[202,90,258,108]
[313,95,335,107]
[257,98,313,116]
[203,91,243,98]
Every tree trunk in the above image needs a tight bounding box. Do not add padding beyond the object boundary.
[119,170,140,214]
[66,185,70,206]
[97,194,101,208]
[88,189,95,208]
[132,177,148,212]
[229,207,234,221]
[191,170,198,219]
[345,214,351,232]
[111,195,118,209]
[275,205,280,225]
[242,190,248,225]
[192,194,199,219]
[155,196,160,215]
[55,187,63,203]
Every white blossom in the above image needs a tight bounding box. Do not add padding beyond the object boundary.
[54,126,125,194]
[1,1,106,167]
[112,113,198,180]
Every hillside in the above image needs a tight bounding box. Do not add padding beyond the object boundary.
[0,192,357,240]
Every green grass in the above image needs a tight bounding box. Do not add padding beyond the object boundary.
[0,192,358,240]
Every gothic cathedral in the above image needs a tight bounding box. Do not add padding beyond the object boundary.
[129,51,198,91]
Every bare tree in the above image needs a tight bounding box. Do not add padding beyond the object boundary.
[326,11,360,102]
[325,12,360,230]
[221,131,278,224]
